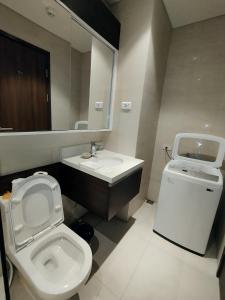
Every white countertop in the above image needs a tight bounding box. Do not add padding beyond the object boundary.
[62,150,144,184]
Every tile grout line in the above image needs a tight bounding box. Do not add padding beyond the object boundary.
[118,203,156,299]
[94,275,120,299]
[118,238,151,300]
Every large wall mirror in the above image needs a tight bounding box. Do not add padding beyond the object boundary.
[0,0,115,132]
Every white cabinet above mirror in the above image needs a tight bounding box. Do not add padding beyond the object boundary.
[0,0,116,132]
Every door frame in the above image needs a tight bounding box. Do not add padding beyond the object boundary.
[0,209,10,300]
[0,29,52,131]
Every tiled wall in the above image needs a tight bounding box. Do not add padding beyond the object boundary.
[106,0,171,217]
[148,15,225,202]
[106,0,156,156]
[134,0,171,212]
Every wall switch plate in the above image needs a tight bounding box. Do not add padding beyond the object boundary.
[121,101,132,111]
[95,102,104,110]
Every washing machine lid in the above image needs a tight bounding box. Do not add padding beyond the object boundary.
[172,133,225,168]
[10,172,64,251]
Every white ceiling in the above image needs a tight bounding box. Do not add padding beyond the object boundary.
[163,0,225,28]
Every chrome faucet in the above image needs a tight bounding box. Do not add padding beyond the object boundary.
[90,141,97,156]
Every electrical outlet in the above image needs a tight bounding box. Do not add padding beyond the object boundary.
[161,144,172,151]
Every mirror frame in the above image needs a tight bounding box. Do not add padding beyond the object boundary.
[0,0,118,137]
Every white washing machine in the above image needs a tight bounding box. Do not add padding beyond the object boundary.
[154,133,225,255]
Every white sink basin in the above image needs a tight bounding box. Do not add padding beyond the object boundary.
[62,149,144,183]
[80,156,123,170]
[94,157,123,167]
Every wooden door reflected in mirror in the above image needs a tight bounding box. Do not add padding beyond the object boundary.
[0,30,51,132]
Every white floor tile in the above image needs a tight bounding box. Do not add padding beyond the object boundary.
[176,264,220,300]
[182,248,218,278]
[78,276,118,300]
[133,202,155,228]
[121,241,183,300]
[95,229,149,298]
[150,230,186,260]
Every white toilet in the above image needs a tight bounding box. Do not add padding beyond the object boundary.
[0,172,92,300]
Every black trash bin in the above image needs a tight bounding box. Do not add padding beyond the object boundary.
[69,220,94,243]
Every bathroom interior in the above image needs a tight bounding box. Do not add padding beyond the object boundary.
[1,0,225,299]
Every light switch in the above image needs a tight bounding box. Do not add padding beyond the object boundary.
[95,102,104,110]
[121,101,132,111]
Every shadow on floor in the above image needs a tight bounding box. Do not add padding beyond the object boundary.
[71,294,80,300]
[205,233,217,259]
[94,216,136,244]
[81,214,136,280]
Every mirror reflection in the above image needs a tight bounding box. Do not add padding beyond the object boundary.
[0,0,115,132]
[69,19,114,130]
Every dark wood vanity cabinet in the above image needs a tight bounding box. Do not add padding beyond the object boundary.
[61,165,142,221]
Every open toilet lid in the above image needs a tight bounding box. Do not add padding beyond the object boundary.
[10,172,64,251]
[172,133,225,168]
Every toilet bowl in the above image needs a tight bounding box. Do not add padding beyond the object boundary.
[0,172,92,300]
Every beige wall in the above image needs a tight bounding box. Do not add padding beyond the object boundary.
[106,0,154,156]
[106,0,171,216]
[0,131,108,176]
[148,15,225,202]
[134,0,171,209]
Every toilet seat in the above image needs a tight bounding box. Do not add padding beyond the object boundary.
[1,172,92,300]
[10,172,64,251]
